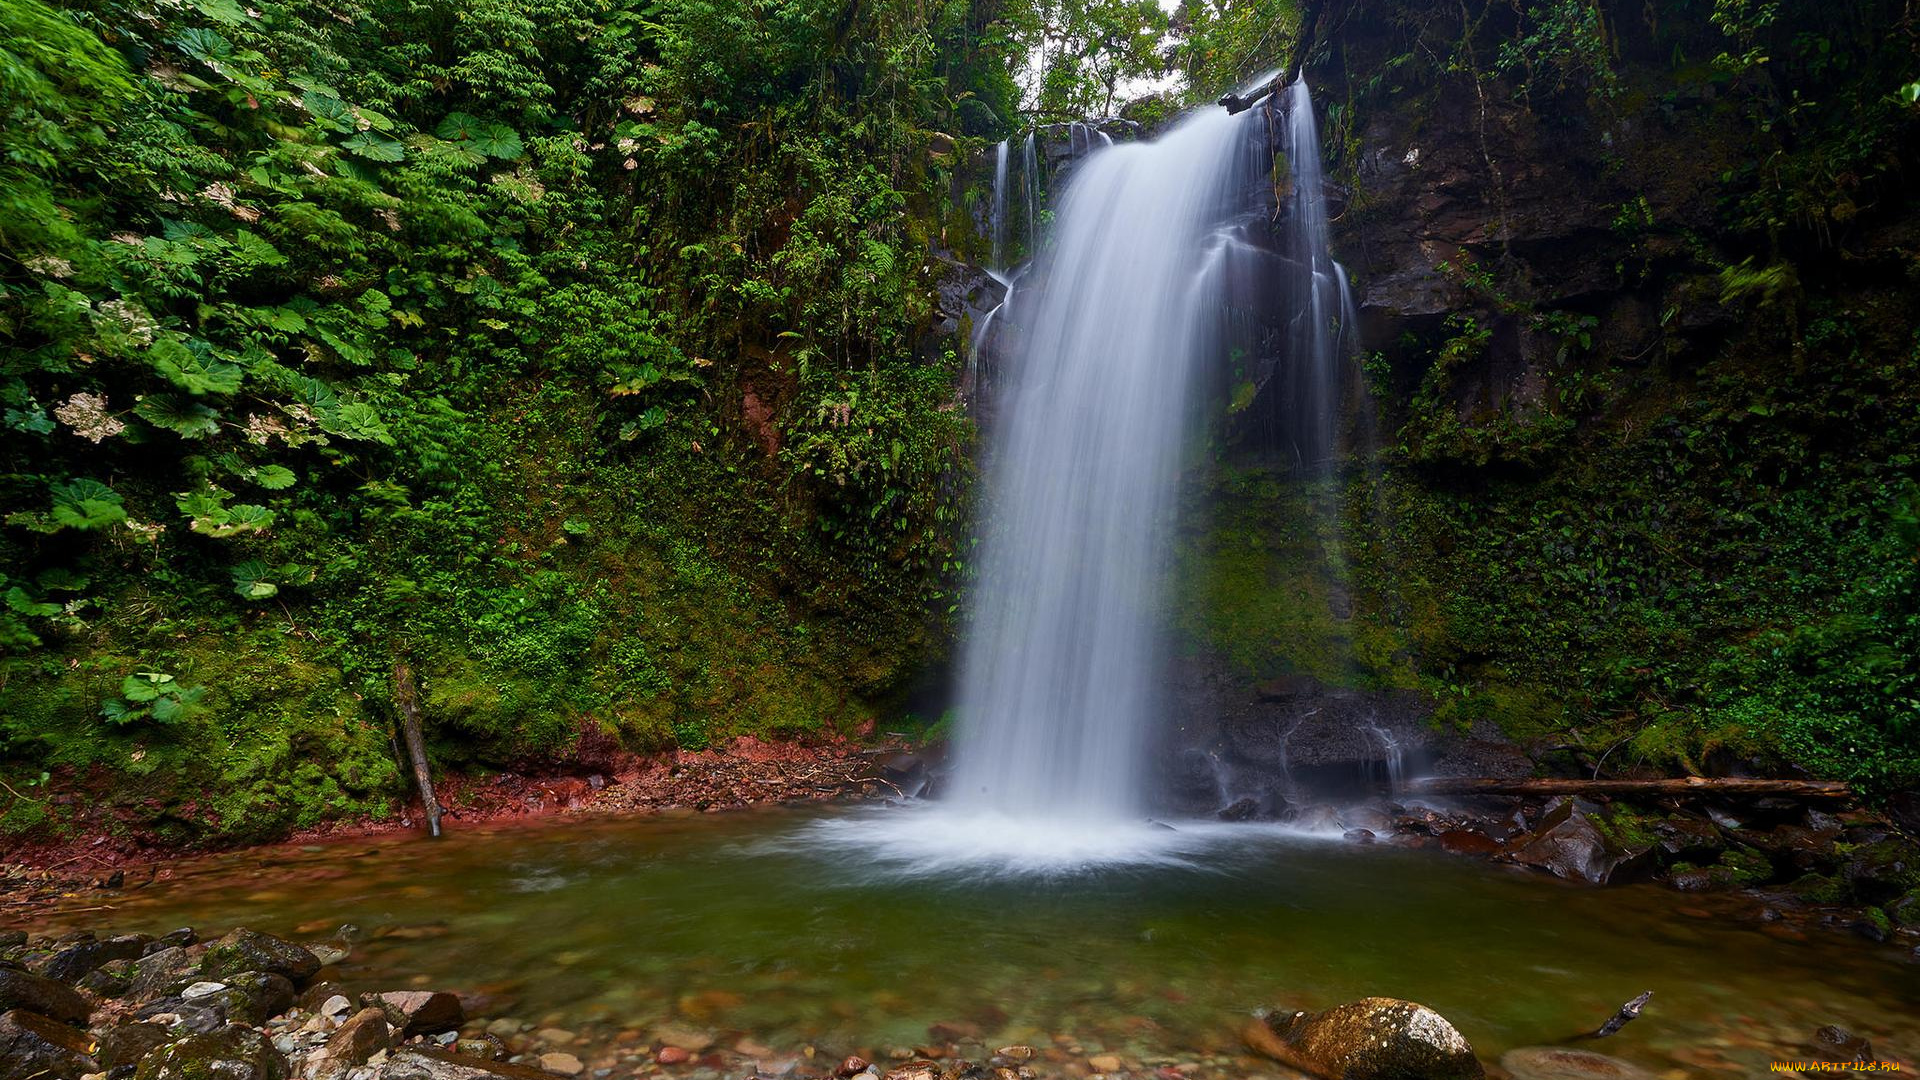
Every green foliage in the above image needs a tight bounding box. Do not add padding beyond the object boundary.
[0,0,1025,843]
[101,672,208,726]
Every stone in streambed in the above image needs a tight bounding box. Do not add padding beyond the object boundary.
[1247,998,1483,1080]
[1499,1047,1656,1080]
[362,990,464,1036]
[200,930,321,984]
[134,1024,288,1080]
[37,935,153,984]
[128,948,200,1004]
[307,1007,392,1078]
[0,1008,99,1080]
[382,1049,561,1080]
[95,1022,174,1073]
[1505,801,1632,885]
[0,964,94,1024]
[454,1035,508,1061]
[536,1053,583,1076]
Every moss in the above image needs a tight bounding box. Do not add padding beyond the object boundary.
[1786,873,1849,904]
[1170,465,1419,691]
[1595,806,1660,854]
[1719,848,1775,887]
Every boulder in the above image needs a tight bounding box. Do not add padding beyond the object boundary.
[379,1048,566,1080]
[146,929,197,955]
[309,1006,392,1077]
[198,972,296,1026]
[37,935,152,984]
[134,1024,287,1080]
[1249,998,1484,1080]
[362,990,464,1036]
[0,965,93,1024]
[95,1022,175,1073]
[1841,839,1917,905]
[1499,1047,1657,1080]
[200,930,321,984]
[129,947,199,1003]
[79,957,139,999]
[0,1008,99,1080]
[1506,801,1631,885]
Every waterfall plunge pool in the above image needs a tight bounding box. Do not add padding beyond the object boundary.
[31,802,1918,1077]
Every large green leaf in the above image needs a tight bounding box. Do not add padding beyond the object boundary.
[137,395,221,438]
[50,478,127,531]
[153,340,243,395]
[325,401,393,444]
[342,131,406,162]
[435,112,484,141]
[230,560,279,599]
[468,122,524,160]
[250,464,297,489]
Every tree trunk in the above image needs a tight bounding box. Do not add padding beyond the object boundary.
[392,659,443,837]
[1405,776,1852,800]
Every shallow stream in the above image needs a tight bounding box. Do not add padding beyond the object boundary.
[30,804,1918,1077]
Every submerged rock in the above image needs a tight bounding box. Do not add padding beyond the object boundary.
[380,1048,569,1080]
[1248,997,1483,1080]
[1498,1047,1656,1080]
[0,1008,99,1080]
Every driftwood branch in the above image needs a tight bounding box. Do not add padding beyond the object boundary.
[1405,776,1852,800]
[1587,991,1652,1039]
[393,659,443,838]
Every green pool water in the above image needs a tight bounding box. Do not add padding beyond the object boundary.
[27,803,1918,1077]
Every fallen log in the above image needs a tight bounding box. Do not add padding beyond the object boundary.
[393,659,444,838]
[1406,776,1851,799]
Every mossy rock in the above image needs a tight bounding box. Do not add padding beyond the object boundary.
[133,1024,286,1080]
[198,930,319,984]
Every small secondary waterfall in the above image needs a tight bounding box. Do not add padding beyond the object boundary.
[1277,77,1359,471]
[989,140,1010,272]
[947,98,1277,822]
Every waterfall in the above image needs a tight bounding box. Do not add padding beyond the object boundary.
[805,79,1354,872]
[990,139,1010,272]
[947,96,1275,823]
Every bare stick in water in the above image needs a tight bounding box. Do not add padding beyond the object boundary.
[1588,991,1652,1039]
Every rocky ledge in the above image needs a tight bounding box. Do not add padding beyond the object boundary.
[1235,788,1920,955]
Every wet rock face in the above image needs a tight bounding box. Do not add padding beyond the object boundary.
[1251,997,1484,1080]
[1503,799,1631,885]
[0,1008,100,1080]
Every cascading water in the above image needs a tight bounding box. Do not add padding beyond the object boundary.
[946,102,1271,825]
[1276,77,1359,472]
[805,77,1356,872]
[989,139,1010,272]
